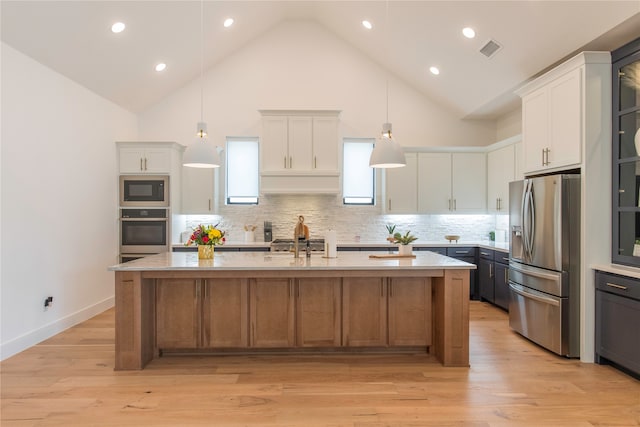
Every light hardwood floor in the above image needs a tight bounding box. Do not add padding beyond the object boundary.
[1,302,638,426]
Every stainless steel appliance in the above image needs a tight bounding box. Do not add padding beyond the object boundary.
[508,174,580,357]
[270,239,324,253]
[119,175,169,207]
[120,208,170,257]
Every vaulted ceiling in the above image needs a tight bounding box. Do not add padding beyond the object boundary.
[2,1,639,119]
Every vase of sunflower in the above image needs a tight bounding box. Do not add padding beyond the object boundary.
[186,224,226,259]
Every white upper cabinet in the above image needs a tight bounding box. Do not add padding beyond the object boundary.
[517,52,610,175]
[386,151,486,214]
[261,116,289,172]
[452,152,486,213]
[119,146,173,174]
[521,68,581,173]
[181,167,215,214]
[417,153,451,213]
[259,110,341,194]
[417,152,486,213]
[386,153,418,213]
[487,144,515,213]
[260,110,340,174]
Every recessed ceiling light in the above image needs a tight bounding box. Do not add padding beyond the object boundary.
[155,63,167,72]
[362,20,373,30]
[111,22,125,33]
[462,27,476,39]
[224,18,234,28]
[429,66,440,75]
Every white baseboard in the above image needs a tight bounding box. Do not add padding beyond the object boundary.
[0,296,115,361]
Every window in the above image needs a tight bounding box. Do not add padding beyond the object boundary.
[226,137,259,205]
[343,139,375,205]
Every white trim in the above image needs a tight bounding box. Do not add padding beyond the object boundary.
[0,297,115,361]
[403,133,522,154]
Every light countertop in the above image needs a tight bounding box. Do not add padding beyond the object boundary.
[110,250,477,272]
[592,263,640,280]
[171,240,509,252]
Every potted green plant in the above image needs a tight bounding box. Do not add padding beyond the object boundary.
[393,231,418,255]
[385,224,397,242]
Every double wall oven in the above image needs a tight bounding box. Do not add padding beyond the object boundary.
[119,175,170,263]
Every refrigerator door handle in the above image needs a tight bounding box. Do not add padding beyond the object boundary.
[521,181,529,261]
[509,283,560,307]
[527,182,535,259]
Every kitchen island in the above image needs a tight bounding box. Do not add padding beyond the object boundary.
[109,251,475,370]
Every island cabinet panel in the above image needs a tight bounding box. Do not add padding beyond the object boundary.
[296,278,342,347]
[249,278,295,347]
[156,279,200,349]
[388,278,432,346]
[202,279,249,348]
[342,277,387,347]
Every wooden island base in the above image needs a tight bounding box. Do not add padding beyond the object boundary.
[114,267,470,370]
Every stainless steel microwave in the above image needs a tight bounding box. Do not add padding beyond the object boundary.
[119,175,169,207]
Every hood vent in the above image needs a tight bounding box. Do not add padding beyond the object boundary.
[479,39,502,58]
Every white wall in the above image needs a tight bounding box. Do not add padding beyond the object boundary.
[496,107,522,141]
[138,20,496,149]
[0,43,138,360]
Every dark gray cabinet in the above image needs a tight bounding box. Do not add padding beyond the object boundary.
[595,271,640,377]
[478,250,494,302]
[478,249,509,311]
[612,37,640,267]
[446,247,477,300]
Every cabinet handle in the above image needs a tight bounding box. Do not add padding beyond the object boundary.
[208,199,211,211]
[606,282,628,291]
[453,199,457,210]
[314,156,317,169]
[619,130,625,135]
[489,263,494,278]
[290,156,293,168]
[144,158,148,170]
[284,156,287,168]
[455,250,468,254]
[541,148,545,166]
[448,199,452,210]
[481,251,490,256]
[140,158,143,171]
[504,268,508,282]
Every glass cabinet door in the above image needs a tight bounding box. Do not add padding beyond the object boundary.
[613,40,640,266]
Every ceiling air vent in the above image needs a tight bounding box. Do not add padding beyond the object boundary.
[479,39,502,59]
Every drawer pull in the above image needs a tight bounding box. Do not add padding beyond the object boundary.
[606,282,628,291]
[455,250,468,254]
[481,251,490,256]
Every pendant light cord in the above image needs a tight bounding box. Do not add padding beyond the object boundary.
[385,0,389,123]
[200,0,204,123]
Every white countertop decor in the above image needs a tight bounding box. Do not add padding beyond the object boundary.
[110,251,476,272]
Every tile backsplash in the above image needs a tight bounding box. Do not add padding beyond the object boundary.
[178,195,509,244]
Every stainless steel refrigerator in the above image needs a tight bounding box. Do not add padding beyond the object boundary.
[509,174,581,357]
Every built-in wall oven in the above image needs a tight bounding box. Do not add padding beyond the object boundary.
[119,175,169,207]
[120,208,170,261]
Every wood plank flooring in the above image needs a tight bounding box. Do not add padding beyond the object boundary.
[2,302,638,426]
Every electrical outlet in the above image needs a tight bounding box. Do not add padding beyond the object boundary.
[44,296,53,309]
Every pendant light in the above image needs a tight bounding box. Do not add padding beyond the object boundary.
[183,0,221,168]
[369,0,406,169]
